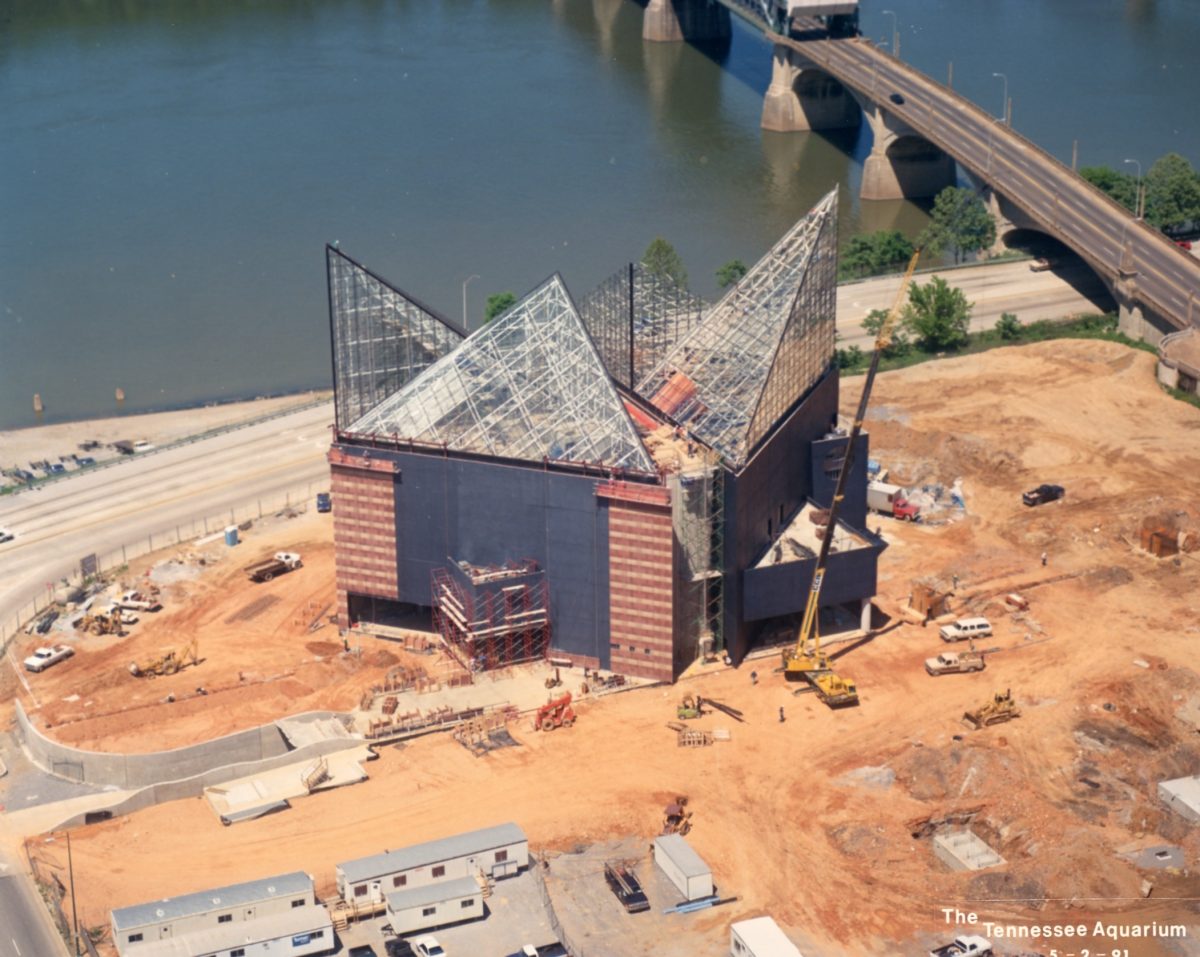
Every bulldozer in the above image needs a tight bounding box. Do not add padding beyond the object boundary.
[963,688,1020,729]
[76,609,126,637]
[129,637,199,677]
[534,691,576,731]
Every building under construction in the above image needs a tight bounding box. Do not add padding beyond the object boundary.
[326,190,883,682]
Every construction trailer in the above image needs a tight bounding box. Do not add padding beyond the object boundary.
[653,834,713,901]
[385,876,485,934]
[335,822,527,904]
[730,916,804,957]
[110,871,331,957]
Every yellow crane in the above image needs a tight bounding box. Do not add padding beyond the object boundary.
[782,250,921,707]
[129,636,200,677]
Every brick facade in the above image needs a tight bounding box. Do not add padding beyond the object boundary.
[330,451,400,628]
[605,495,675,682]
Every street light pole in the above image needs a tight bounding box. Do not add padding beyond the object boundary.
[882,9,898,56]
[992,72,1008,123]
[462,274,480,330]
[1124,158,1143,220]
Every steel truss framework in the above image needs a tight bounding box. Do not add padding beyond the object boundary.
[327,245,465,430]
[349,275,655,472]
[579,263,706,389]
[637,189,838,470]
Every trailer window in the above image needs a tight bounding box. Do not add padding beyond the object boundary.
[393,875,407,887]
[432,865,445,878]
[494,850,508,863]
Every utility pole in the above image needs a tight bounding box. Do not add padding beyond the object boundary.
[1071,139,1078,172]
[947,61,953,89]
[67,831,80,956]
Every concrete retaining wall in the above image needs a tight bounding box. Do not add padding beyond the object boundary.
[15,701,356,789]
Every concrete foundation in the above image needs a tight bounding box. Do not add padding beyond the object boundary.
[861,127,956,201]
[932,829,1005,872]
[762,43,860,132]
[643,0,731,43]
[1158,775,1200,824]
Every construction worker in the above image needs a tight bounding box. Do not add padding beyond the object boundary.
[750,670,758,685]
[952,573,959,590]
[1041,551,1048,567]
[778,706,786,723]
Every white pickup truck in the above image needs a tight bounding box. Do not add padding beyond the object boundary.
[24,644,75,673]
[117,590,162,612]
[929,935,993,957]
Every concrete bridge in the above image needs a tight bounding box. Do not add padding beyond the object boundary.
[637,0,1200,342]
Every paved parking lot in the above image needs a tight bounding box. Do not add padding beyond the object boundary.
[335,869,559,957]
[540,838,728,957]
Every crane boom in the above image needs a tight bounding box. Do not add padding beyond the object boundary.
[781,250,920,705]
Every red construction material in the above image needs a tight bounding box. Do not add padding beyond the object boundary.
[650,371,699,417]
[431,564,551,672]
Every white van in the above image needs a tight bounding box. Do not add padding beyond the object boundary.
[939,617,993,642]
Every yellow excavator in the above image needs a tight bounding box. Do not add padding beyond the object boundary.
[129,637,200,677]
[782,250,920,707]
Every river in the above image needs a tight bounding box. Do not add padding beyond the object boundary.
[1,0,1197,429]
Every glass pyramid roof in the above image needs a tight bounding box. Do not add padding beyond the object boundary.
[349,275,655,472]
[636,189,838,469]
[328,245,465,430]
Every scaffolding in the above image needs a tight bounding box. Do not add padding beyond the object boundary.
[431,560,551,672]
[637,190,839,470]
[579,263,706,389]
[348,275,656,472]
[671,463,726,657]
[326,245,465,431]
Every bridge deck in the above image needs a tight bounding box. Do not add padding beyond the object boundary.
[770,22,1199,332]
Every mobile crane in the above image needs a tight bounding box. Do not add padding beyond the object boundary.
[781,250,920,707]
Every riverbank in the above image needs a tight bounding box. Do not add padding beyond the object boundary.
[0,391,332,492]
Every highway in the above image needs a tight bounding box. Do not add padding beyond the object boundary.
[0,403,334,645]
[776,24,1200,332]
[0,865,68,957]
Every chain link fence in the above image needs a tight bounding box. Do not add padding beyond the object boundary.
[1,482,320,651]
[530,852,586,957]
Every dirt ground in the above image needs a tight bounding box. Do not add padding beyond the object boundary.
[15,340,1200,955]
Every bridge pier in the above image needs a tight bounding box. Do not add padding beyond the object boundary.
[642,0,731,43]
[762,43,860,132]
[859,103,955,201]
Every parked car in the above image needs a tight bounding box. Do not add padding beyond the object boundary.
[132,439,155,453]
[0,527,14,544]
[316,492,332,513]
[1176,239,1193,251]
[412,937,446,957]
[24,644,74,673]
[348,946,379,957]
[939,617,993,643]
[76,456,96,467]
[1029,257,1057,272]
[1022,483,1065,506]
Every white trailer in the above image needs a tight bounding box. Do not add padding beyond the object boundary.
[653,834,713,901]
[385,877,484,934]
[731,916,803,957]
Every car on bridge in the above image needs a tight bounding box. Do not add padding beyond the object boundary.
[889,92,905,105]
[1022,483,1065,507]
[0,527,14,545]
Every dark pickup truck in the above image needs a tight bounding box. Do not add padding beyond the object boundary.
[604,861,650,914]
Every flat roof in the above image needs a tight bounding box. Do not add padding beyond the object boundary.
[116,905,330,957]
[338,822,526,886]
[654,834,710,878]
[732,916,803,956]
[1159,774,1200,818]
[112,871,312,932]
[386,876,481,912]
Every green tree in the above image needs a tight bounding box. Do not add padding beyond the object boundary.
[995,312,1021,340]
[839,230,915,279]
[861,308,911,357]
[1080,165,1138,214]
[715,259,748,288]
[835,345,865,370]
[917,187,996,263]
[642,237,688,288]
[902,276,972,350]
[1144,152,1200,232]
[484,291,516,324]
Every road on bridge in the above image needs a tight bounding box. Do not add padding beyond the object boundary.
[776,24,1200,332]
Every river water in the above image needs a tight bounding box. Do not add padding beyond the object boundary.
[2,0,1197,429]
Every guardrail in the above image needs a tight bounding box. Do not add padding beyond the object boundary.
[0,481,322,651]
[2,393,331,497]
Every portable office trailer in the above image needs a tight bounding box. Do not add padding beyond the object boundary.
[111,872,319,956]
[385,876,485,934]
[653,834,713,901]
[336,822,527,902]
[730,916,803,957]
[112,907,332,957]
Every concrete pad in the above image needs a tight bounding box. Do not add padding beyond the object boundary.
[204,745,371,822]
[1158,775,1200,824]
[1117,843,1185,870]
[932,829,1005,872]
